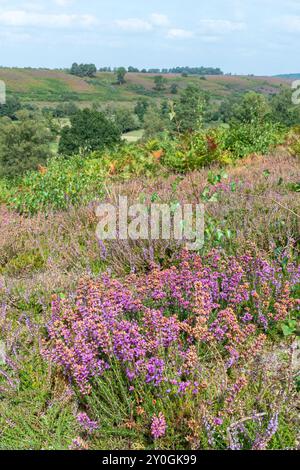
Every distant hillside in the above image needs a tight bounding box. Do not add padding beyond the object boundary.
[0,68,290,108]
[274,73,300,80]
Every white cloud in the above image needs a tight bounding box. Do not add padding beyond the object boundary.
[198,19,246,34]
[150,13,169,26]
[115,18,153,32]
[0,10,97,28]
[167,28,194,39]
[54,0,74,6]
[273,15,300,33]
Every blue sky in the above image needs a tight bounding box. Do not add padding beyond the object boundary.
[0,0,299,74]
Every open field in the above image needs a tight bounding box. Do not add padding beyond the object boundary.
[0,68,291,107]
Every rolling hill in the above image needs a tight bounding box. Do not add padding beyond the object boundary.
[0,68,291,109]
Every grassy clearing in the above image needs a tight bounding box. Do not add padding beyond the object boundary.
[122,129,144,142]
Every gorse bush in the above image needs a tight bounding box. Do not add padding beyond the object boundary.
[45,249,300,449]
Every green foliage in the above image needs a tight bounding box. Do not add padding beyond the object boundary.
[0,95,21,119]
[106,107,139,133]
[0,111,54,178]
[0,250,45,275]
[170,83,179,94]
[223,122,285,158]
[173,84,209,133]
[115,67,127,85]
[153,75,167,91]
[143,105,170,139]
[2,121,288,214]
[58,108,122,155]
[7,154,107,214]
[70,62,97,78]
[270,88,300,127]
[134,98,149,122]
[230,92,271,124]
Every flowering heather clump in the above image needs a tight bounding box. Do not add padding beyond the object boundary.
[76,412,98,434]
[151,413,167,439]
[45,249,299,447]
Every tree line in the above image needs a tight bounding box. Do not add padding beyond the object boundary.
[69,63,224,78]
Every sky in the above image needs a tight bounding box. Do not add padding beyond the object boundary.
[0,0,300,75]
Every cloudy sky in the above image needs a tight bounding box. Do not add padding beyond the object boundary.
[0,0,299,74]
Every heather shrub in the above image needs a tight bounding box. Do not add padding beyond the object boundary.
[46,249,300,449]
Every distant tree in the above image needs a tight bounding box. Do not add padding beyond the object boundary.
[216,96,241,123]
[115,67,127,85]
[128,66,140,73]
[0,111,53,178]
[108,107,138,133]
[0,96,21,119]
[160,100,170,117]
[270,88,300,127]
[58,109,121,155]
[143,105,169,139]
[154,75,167,92]
[173,85,209,133]
[170,83,179,94]
[48,102,78,118]
[134,98,149,123]
[231,92,271,124]
[70,63,97,78]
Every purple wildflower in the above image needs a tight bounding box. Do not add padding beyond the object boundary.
[151,412,167,439]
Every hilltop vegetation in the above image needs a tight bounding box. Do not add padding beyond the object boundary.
[0,67,290,108]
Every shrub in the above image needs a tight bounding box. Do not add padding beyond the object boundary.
[0,111,54,178]
[46,249,300,449]
[58,109,122,155]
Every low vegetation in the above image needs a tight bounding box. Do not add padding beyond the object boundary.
[0,69,299,450]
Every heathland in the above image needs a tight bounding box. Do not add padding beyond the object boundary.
[0,66,299,450]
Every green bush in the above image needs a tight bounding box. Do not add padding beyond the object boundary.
[0,111,54,178]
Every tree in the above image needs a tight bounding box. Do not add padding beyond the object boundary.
[143,105,169,139]
[270,88,300,127]
[70,63,97,78]
[58,109,121,155]
[105,106,138,133]
[154,75,167,91]
[134,98,149,123]
[231,92,271,125]
[0,96,21,119]
[115,67,127,85]
[173,85,209,133]
[0,111,53,178]
[128,66,140,73]
[170,83,179,95]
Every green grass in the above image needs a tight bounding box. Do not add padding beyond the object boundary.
[122,129,144,142]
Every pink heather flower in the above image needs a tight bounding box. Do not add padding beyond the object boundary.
[151,412,167,439]
[76,412,98,433]
[214,418,223,426]
[69,437,89,450]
